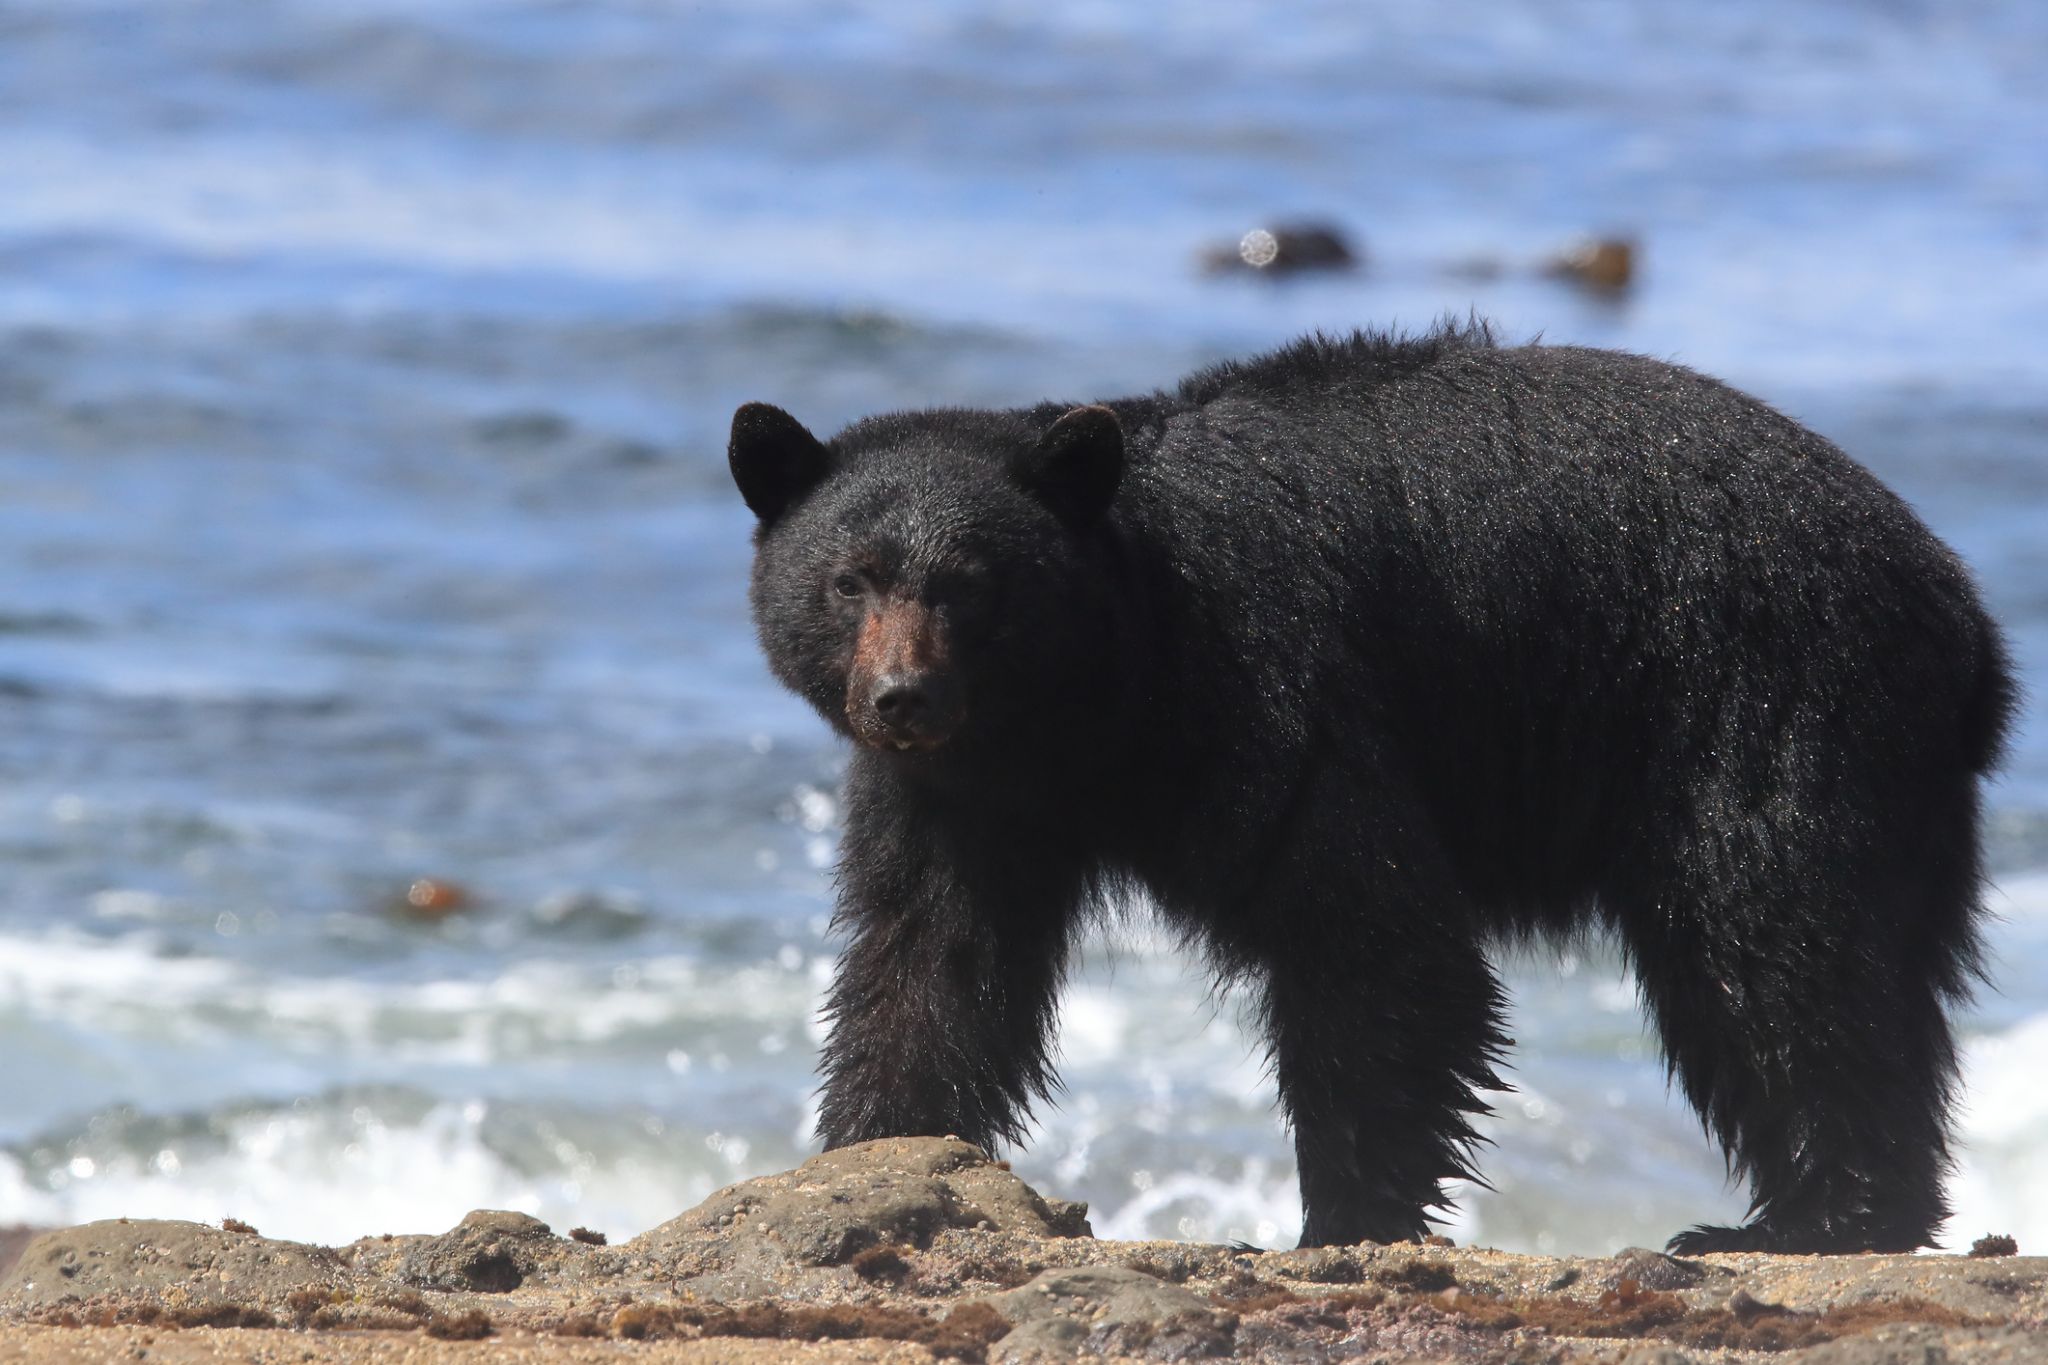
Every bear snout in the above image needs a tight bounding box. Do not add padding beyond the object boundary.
[847,598,964,750]
[860,672,964,751]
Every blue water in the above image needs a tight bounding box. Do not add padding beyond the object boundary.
[2,0,2046,1254]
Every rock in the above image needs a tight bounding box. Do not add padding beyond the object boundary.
[1199,221,1360,277]
[1791,1323,2048,1364]
[397,1210,557,1293]
[1727,1286,1786,1321]
[1261,1246,1368,1284]
[633,1136,1091,1269]
[0,1220,342,1309]
[1727,1253,2048,1320]
[1,1148,2045,1363]
[396,877,470,919]
[0,1228,39,1281]
[1545,235,1637,292]
[1617,1348,1700,1365]
[986,1264,1237,1361]
[1600,1246,1708,1291]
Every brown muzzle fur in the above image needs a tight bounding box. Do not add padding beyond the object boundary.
[847,597,964,750]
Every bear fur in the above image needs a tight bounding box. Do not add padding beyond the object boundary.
[730,322,2015,1254]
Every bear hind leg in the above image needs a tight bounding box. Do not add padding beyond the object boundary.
[1618,770,1985,1255]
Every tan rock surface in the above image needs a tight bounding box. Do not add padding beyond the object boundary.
[0,1138,2041,1363]
[4,1218,345,1309]
[0,1325,942,1363]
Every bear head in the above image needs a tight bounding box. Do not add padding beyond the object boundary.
[730,401,1126,765]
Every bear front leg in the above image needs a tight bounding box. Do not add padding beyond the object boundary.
[815,761,1087,1154]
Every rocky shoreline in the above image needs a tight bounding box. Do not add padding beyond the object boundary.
[1,1138,2040,1362]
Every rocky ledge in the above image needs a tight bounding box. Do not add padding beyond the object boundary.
[0,1138,2041,1363]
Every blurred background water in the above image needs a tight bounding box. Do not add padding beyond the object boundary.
[1,0,2045,1256]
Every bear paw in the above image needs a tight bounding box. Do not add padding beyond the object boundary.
[1664,1222,1777,1255]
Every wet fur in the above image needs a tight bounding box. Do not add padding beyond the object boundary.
[734,322,2016,1254]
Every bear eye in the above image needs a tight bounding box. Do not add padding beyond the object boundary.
[831,572,863,600]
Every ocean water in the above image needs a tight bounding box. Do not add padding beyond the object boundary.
[2,0,2046,1256]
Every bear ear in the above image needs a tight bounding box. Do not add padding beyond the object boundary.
[730,402,831,523]
[1017,405,1124,523]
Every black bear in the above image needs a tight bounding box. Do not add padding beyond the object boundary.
[729,322,2014,1254]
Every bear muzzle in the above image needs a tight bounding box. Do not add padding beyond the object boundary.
[847,598,966,751]
[859,672,965,751]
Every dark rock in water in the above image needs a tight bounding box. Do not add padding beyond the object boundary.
[1200,221,1360,277]
[635,1135,1092,1270]
[0,1219,342,1309]
[1545,235,1637,292]
[986,1263,1237,1361]
[397,876,471,920]
[398,1209,555,1293]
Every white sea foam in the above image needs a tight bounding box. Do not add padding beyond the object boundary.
[0,1099,774,1246]
[1943,877,2048,1250]
[5,888,2048,1254]
[1947,1011,2048,1249]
